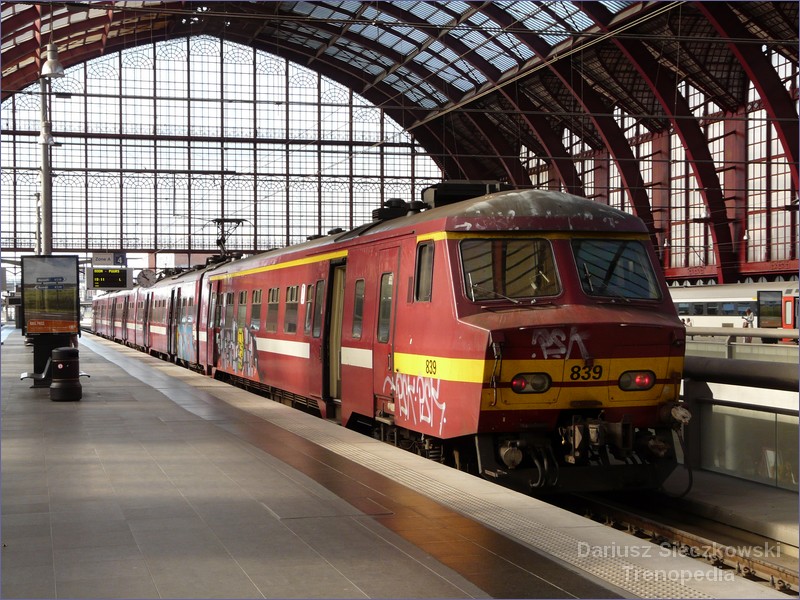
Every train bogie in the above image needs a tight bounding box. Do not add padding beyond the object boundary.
[93,188,690,495]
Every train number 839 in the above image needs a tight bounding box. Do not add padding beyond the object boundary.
[569,365,603,380]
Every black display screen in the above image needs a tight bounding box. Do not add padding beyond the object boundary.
[88,267,130,289]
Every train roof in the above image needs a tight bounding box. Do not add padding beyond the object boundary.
[369,189,648,237]
[203,189,648,275]
[95,189,649,290]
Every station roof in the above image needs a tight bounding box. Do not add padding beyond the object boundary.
[2,1,798,185]
[2,2,796,177]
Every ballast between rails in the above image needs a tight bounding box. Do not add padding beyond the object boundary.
[92,187,690,496]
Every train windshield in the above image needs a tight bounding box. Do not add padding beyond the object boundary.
[460,238,560,302]
[573,239,661,300]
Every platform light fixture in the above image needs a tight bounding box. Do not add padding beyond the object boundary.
[39,43,64,256]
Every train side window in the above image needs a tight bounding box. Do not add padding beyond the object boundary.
[209,293,217,327]
[352,279,365,339]
[691,303,704,316]
[304,284,314,335]
[312,279,324,338]
[224,292,235,327]
[377,273,393,343]
[265,287,280,333]
[237,290,247,327]
[284,286,299,334]
[414,242,434,302]
[251,289,262,330]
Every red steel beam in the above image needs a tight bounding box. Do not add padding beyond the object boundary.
[698,2,799,190]
[579,1,737,282]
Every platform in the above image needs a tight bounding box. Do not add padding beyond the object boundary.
[1,325,791,599]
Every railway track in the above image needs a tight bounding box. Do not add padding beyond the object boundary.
[552,492,799,596]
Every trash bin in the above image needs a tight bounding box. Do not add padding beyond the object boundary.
[50,346,82,401]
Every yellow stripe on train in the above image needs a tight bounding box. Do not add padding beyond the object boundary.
[209,250,348,281]
[393,352,486,384]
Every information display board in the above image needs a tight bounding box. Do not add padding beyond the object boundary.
[21,255,80,335]
[86,267,133,290]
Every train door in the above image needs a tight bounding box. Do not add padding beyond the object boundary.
[121,297,128,344]
[143,292,152,349]
[327,265,346,402]
[372,248,400,410]
[208,280,221,369]
[168,288,180,357]
[783,289,798,329]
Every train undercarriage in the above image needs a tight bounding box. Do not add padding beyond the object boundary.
[214,370,693,496]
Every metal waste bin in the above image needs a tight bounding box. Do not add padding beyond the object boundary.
[50,347,82,401]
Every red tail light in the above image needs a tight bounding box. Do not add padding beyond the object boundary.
[618,370,655,391]
[511,373,551,394]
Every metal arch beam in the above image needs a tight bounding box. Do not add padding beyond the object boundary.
[462,112,531,185]
[371,2,504,86]
[698,2,799,189]
[579,2,737,282]
[544,64,654,236]
[480,5,654,235]
[499,84,584,196]
[284,18,457,101]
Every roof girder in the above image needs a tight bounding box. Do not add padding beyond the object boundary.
[580,1,738,283]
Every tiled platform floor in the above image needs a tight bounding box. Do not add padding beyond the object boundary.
[2,325,793,599]
[1,328,616,599]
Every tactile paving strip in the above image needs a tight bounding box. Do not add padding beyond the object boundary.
[234,409,713,599]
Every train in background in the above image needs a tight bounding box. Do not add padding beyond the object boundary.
[669,282,799,336]
[92,186,689,495]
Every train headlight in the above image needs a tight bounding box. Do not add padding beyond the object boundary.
[511,373,551,393]
[618,370,656,391]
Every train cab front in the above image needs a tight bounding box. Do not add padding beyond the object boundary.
[470,312,688,494]
[453,232,689,494]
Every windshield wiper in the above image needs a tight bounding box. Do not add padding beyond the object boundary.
[470,282,520,304]
[582,263,594,292]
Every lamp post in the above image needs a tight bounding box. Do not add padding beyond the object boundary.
[39,43,64,256]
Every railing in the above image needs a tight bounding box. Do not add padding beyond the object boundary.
[681,342,798,492]
[686,326,799,362]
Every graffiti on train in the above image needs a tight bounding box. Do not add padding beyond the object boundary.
[384,372,446,436]
[530,326,590,360]
[217,323,259,378]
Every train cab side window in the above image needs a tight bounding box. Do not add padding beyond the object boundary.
[352,279,365,339]
[377,273,394,343]
[251,289,262,330]
[304,284,314,335]
[414,242,434,302]
[312,280,325,338]
[266,287,280,333]
[284,286,299,334]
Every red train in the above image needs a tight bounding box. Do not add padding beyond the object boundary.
[92,187,689,494]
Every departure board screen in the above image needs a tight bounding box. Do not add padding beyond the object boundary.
[86,267,132,290]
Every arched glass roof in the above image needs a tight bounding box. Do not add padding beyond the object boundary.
[2,2,798,283]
